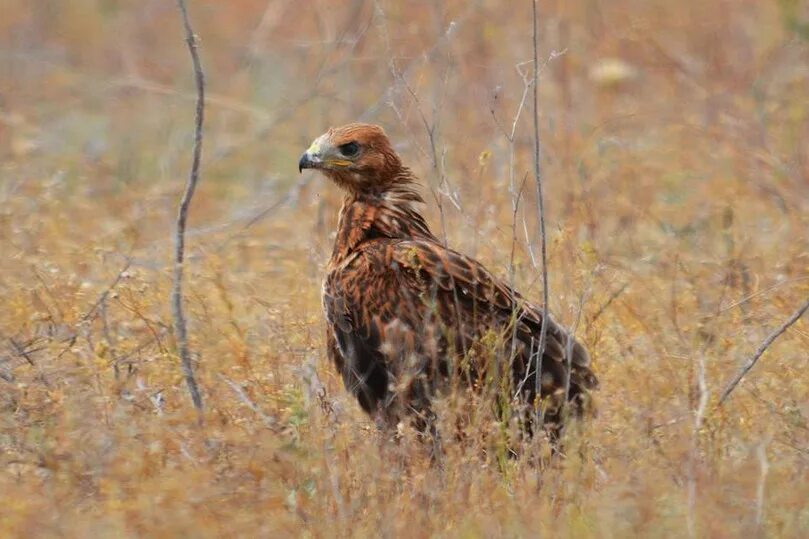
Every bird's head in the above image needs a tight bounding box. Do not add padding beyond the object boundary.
[298,123,406,194]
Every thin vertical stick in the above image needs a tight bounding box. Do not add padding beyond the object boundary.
[531,0,550,405]
[755,441,769,530]
[686,349,708,538]
[171,0,205,414]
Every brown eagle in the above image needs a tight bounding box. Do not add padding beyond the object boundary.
[299,123,597,441]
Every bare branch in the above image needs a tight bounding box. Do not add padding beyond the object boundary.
[530,0,551,408]
[717,297,809,406]
[113,76,271,120]
[80,257,132,324]
[716,276,809,315]
[589,282,629,324]
[171,0,205,415]
[218,374,278,429]
[192,173,315,252]
[52,256,133,363]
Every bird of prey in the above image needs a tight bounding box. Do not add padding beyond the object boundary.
[299,123,597,442]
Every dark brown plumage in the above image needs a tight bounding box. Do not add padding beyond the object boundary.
[300,123,598,441]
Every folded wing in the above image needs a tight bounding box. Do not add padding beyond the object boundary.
[324,238,598,429]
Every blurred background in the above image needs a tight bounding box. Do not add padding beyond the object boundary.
[1,0,808,536]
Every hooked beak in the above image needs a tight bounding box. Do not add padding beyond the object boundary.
[298,152,312,173]
[299,137,326,173]
[298,152,317,173]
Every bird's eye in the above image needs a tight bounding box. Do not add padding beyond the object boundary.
[339,142,360,157]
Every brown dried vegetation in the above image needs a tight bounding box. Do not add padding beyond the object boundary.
[1,0,808,537]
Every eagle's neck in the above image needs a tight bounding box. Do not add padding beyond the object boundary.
[329,180,437,265]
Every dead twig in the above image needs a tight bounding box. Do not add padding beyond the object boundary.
[171,0,205,415]
[8,338,37,367]
[214,174,314,250]
[686,345,709,538]
[717,297,809,406]
[7,337,51,388]
[755,439,770,530]
[716,277,809,315]
[113,76,271,120]
[218,374,277,429]
[649,413,689,431]
[530,0,551,410]
[80,257,132,324]
[589,282,629,324]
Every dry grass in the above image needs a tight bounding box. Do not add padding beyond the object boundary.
[1,0,808,537]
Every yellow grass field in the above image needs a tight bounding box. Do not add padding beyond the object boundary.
[1,0,808,536]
